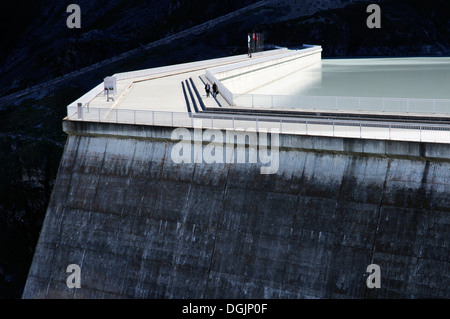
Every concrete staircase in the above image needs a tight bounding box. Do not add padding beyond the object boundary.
[182,79,201,113]
[182,75,233,114]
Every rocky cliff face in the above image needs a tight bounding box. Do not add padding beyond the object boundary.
[1,0,449,298]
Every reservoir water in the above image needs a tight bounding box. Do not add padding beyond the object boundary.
[250,57,450,100]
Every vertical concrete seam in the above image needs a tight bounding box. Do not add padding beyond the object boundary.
[321,154,348,298]
[74,248,86,299]
[123,139,137,215]
[281,155,307,293]
[364,158,391,298]
[154,140,167,210]
[131,140,167,298]
[203,164,230,298]
[170,158,195,294]
[90,136,108,213]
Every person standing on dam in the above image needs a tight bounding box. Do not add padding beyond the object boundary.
[205,82,211,97]
[212,82,219,97]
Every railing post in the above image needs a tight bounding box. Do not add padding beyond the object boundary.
[256,116,258,132]
[152,111,154,126]
[407,100,410,113]
[420,126,422,141]
[360,123,362,138]
[134,110,136,125]
[280,119,282,134]
[98,108,101,121]
[271,95,274,109]
[335,97,338,110]
[433,100,436,114]
[211,115,214,129]
[232,115,235,129]
[389,123,391,140]
[252,94,254,108]
[306,120,308,135]
[116,109,118,123]
[333,122,335,136]
[171,112,174,126]
[77,103,82,120]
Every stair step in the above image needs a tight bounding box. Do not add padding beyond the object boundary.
[185,79,199,113]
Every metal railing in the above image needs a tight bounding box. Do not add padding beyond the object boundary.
[66,105,450,144]
[233,94,450,115]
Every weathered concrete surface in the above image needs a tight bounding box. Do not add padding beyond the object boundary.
[215,47,322,95]
[23,121,449,299]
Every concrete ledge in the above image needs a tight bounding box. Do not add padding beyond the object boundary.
[63,120,450,162]
[214,46,322,95]
[204,46,322,105]
[203,106,450,123]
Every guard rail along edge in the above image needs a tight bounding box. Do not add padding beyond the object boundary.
[65,105,450,144]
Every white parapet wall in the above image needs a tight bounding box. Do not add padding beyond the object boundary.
[206,45,322,104]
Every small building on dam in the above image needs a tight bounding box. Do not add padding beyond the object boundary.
[23,45,450,299]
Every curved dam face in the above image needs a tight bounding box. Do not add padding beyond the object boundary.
[22,121,449,299]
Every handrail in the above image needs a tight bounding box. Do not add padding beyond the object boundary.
[233,93,450,115]
[69,83,104,108]
[65,105,450,144]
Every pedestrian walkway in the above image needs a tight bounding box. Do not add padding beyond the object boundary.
[66,47,450,145]
[73,48,288,118]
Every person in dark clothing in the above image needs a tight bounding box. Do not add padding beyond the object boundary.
[205,83,211,97]
[212,82,219,98]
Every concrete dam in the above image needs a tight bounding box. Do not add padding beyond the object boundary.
[23,47,449,299]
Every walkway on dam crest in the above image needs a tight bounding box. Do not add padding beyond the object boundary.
[66,48,450,145]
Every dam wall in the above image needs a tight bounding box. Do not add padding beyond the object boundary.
[23,120,449,299]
